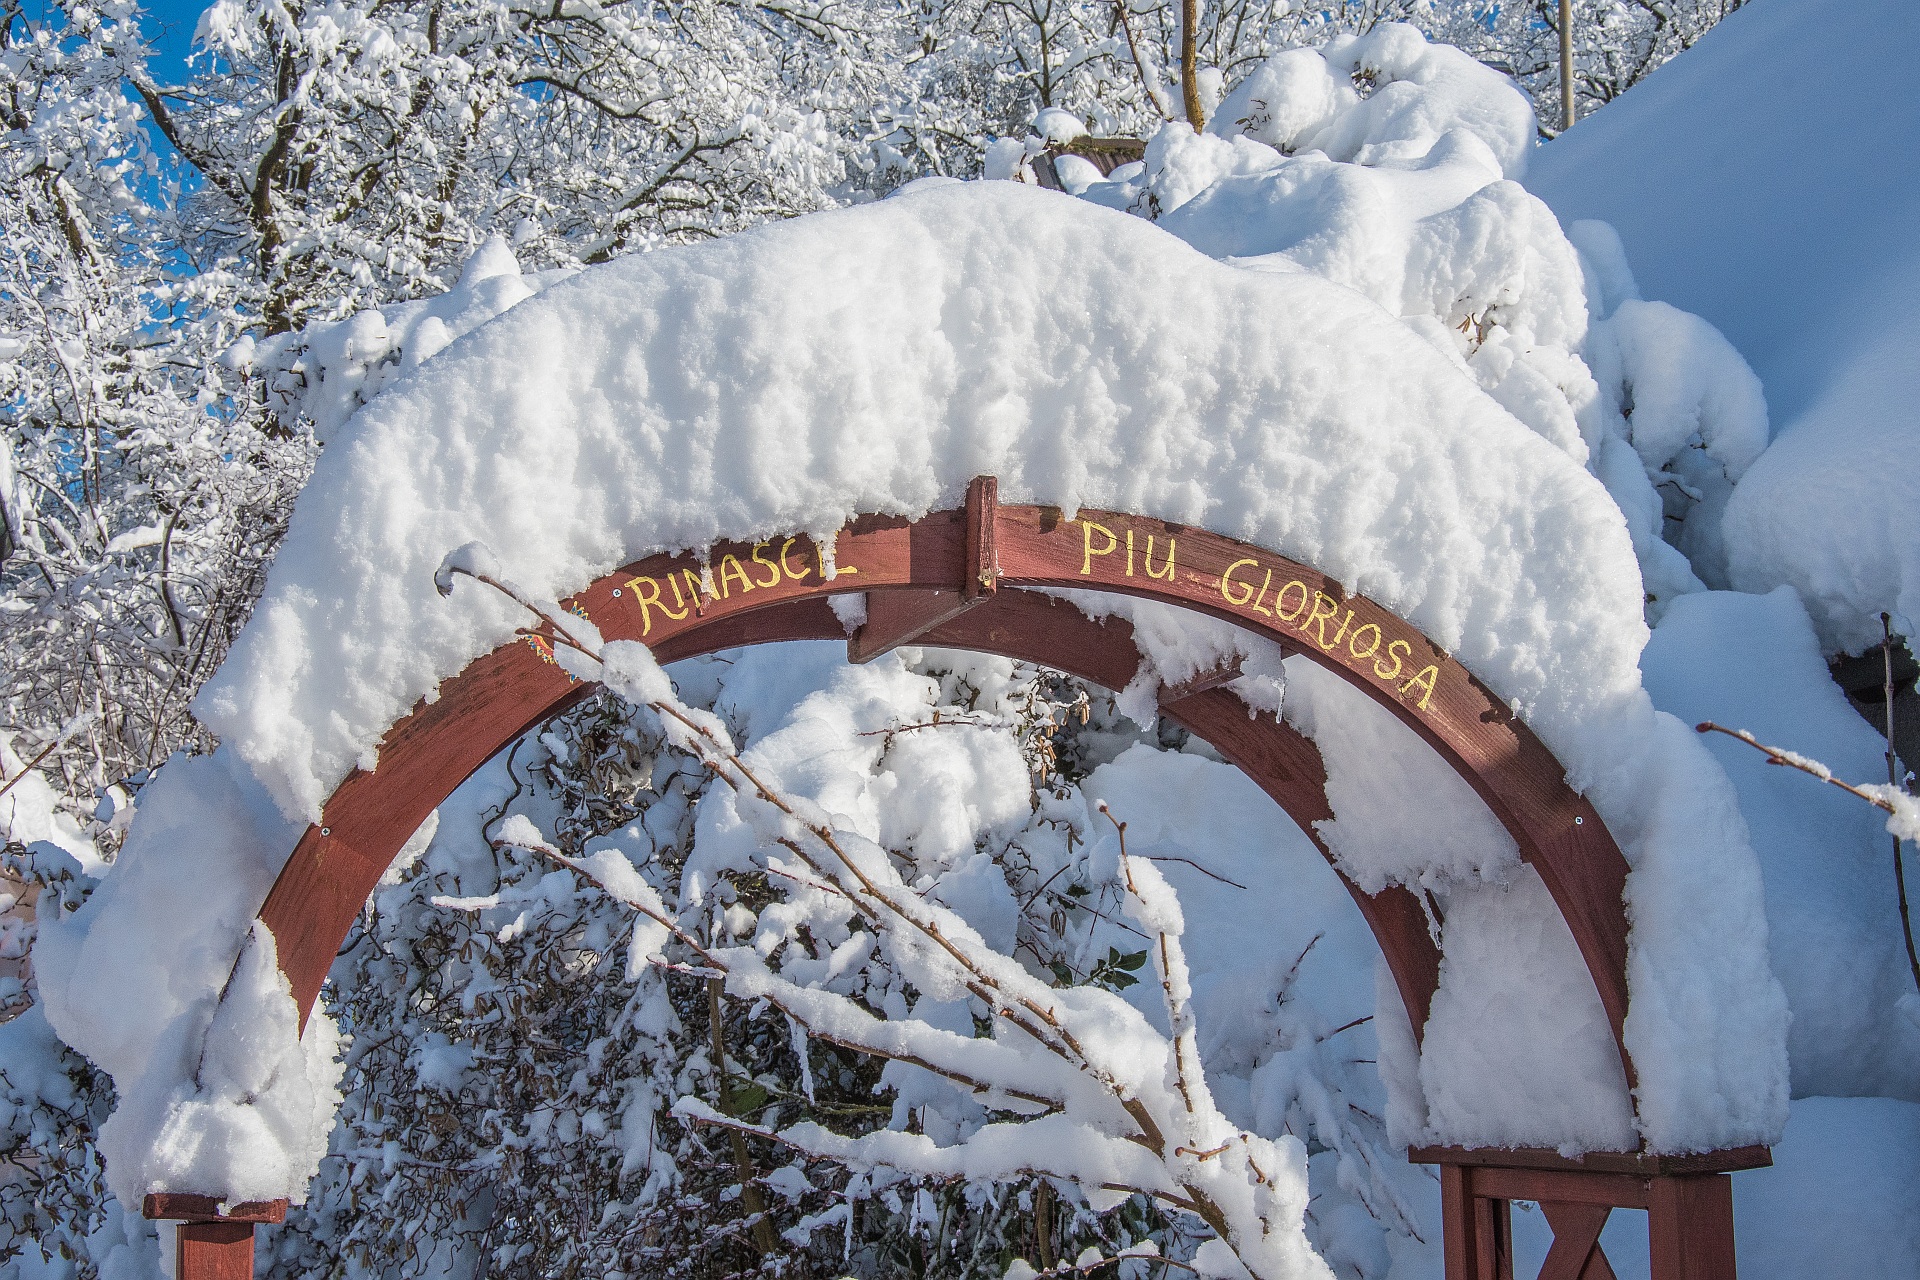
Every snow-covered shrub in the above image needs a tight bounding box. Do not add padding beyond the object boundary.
[1058,23,1765,621]
[0,829,163,1277]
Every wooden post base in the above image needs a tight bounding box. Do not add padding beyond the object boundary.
[1412,1146,1767,1280]
[176,1221,256,1280]
[144,1194,286,1280]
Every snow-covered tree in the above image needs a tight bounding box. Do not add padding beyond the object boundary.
[1,0,305,812]
[1436,0,1747,130]
[138,0,887,335]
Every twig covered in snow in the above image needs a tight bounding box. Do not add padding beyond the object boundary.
[1697,716,1920,993]
[445,549,1334,1280]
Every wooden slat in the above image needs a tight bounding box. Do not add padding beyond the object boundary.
[1409,1146,1773,1177]
[1472,1167,1647,1209]
[1544,1202,1620,1280]
[1538,1202,1617,1280]
[144,1194,287,1223]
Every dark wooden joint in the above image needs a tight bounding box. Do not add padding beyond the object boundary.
[143,1193,288,1224]
[1157,657,1244,708]
[848,589,977,663]
[965,474,999,600]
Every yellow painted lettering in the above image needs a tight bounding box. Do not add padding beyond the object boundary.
[1332,608,1355,648]
[626,575,686,638]
[815,544,857,579]
[1144,535,1176,582]
[779,537,811,582]
[1400,664,1440,710]
[716,554,755,599]
[1220,558,1260,606]
[1081,520,1119,575]
[1375,639,1409,682]
[1250,567,1275,617]
[1303,592,1342,649]
[1347,622,1382,661]
[1274,580,1309,623]
[749,541,782,589]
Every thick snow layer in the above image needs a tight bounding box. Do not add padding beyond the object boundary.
[1088,28,1757,625]
[57,177,1784,1171]
[198,179,1668,830]
[1525,0,1920,651]
[1641,590,1920,1101]
[32,751,339,1205]
[1281,662,1633,1150]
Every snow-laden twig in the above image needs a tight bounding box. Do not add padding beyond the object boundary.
[1695,721,1920,833]
[1697,715,1920,993]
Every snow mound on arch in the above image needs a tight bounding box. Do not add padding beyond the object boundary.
[205,178,1651,820]
[176,179,1781,1153]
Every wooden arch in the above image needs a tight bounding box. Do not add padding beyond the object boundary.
[152,478,1767,1280]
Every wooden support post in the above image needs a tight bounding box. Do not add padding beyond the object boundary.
[1441,1165,1514,1280]
[176,1222,256,1280]
[145,1195,286,1280]
[1648,1175,1737,1280]
[1415,1150,1758,1280]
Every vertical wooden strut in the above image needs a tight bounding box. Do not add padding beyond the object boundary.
[848,475,999,662]
[965,474,998,600]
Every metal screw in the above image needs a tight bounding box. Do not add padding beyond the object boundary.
[320,826,331,836]
[612,588,622,597]
[1574,816,1584,826]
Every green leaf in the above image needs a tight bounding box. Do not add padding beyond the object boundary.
[723,1081,770,1117]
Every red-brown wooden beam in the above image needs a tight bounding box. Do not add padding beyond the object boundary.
[144,1194,287,1223]
[920,594,1443,1036]
[257,486,1636,1092]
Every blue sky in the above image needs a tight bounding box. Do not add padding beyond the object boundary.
[136,0,207,83]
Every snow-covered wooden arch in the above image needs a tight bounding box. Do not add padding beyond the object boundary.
[33,182,1788,1280]
[140,478,1770,1280]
